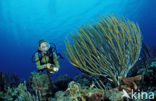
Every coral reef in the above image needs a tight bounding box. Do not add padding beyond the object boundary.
[0,67,155,101]
[137,60,156,92]
[127,43,156,93]
[29,71,53,100]
[0,72,54,101]
[0,72,21,100]
[55,81,105,101]
[14,82,34,101]
[121,75,142,91]
[53,74,72,92]
[1,81,35,101]
[105,88,124,101]
[65,15,142,87]
[0,72,20,92]
[73,73,94,87]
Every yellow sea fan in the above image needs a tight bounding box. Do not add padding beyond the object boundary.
[65,15,142,87]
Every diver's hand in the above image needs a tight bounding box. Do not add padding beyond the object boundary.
[49,67,59,74]
[46,63,51,69]
[53,67,59,72]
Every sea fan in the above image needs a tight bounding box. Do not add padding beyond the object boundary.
[65,15,142,87]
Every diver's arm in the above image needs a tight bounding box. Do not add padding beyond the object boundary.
[35,52,47,70]
[53,52,60,69]
[37,65,47,70]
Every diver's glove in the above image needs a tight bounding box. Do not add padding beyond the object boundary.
[47,64,59,73]
[46,63,52,69]
[53,67,59,72]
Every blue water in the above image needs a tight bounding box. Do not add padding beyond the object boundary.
[0,0,156,79]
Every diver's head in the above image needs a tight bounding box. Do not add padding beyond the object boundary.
[38,40,50,53]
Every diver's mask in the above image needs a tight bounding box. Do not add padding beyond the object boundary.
[39,42,50,52]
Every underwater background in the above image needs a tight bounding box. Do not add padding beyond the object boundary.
[0,0,156,79]
[0,0,156,81]
[0,0,156,101]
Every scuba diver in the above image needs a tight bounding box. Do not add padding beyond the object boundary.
[33,40,63,74]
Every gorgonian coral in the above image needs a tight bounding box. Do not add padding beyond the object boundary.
[65,15,142,87]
